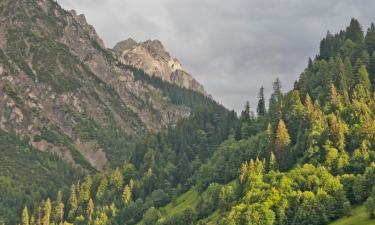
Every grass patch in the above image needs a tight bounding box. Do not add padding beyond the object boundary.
[330,205,375,225]
[163,188,199,215]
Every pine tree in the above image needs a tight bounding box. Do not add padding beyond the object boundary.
[68,184,78,220]
[248,159,255,176]
[36,205,42,225]
[269,79,283,125]
[42,198,52,225]
[54,191,64,225]
[22,207,29,225]
[357,65,371,91]
[269,152,277,171]
[239,162,248,184]
[109,168,124,191]
[55,202,64,225]
[257,86,266,116]
[241,101,251,122]
[308,58,313,70]
[346,18,364,43]
[327,113,346,151]
[95,177,108,201]
[274,119,291,170]
[328,85,342,112]
[122,185,132,204]
[275,120,291,151]
[79,176,93,204]
[86,199,94,224]
[366,23,375,54]
[94,212,108,225]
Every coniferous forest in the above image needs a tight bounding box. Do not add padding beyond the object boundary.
[1,0,375,224]
[8,18,375,225]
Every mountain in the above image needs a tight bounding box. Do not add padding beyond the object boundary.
[0,0,230,223]
[0,0,216,170]
[113,38,207,96]
[2,0,375,225]
[14,18,375,225]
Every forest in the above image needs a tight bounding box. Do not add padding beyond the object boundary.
[10,19,375,225]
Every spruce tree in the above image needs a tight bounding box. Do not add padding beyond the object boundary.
[269,79,283,126]
[257,86,266,116]
[269,152,277,171]
[241,101,251,122]
[346,18,364,43]
[366,23,375,54]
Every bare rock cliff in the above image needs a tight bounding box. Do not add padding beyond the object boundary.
[113,38,208,96]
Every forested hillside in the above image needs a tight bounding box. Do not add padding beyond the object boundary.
[13,19,375,225]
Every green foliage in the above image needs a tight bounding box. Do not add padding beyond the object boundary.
[0,131,81,225]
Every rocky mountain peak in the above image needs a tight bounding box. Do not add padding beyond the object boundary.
[113,38,138,53]
[113,38,207,95]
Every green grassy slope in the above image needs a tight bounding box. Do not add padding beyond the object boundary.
[162,188,199,215]
[330,205,375,225]
[136,188,199,225]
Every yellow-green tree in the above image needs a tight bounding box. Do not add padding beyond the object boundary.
[22,207,29,225]
[274,119,291,170]
[86,199,95,224]
[42,198,52,225]
[68,184,78,220]
[122,185,132,204]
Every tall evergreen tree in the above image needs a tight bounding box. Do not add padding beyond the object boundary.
[269,152,277,171]
[86,199,94,224]
[269,79,283,126]
[241,101,251,122]
[42,198,52,225]
[346,18,364,43]
[275,120,291,150]
[357,65,372,91]
[68,184,78,220]
[54,191,64,225]
[257,86,266,116]
[274,119,291,170]
[366,23,375,54]
[122,185,132,204]
[22,207,29,225]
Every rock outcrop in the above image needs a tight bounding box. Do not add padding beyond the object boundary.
[114,39,208,96]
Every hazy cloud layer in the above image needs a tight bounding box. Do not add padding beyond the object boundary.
[58,0,375,112]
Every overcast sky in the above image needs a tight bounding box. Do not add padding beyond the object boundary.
[58,0,375,113]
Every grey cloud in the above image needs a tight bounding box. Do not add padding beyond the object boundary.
[58,0,375,112]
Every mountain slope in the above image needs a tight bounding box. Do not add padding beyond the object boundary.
[0,0,216,170]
